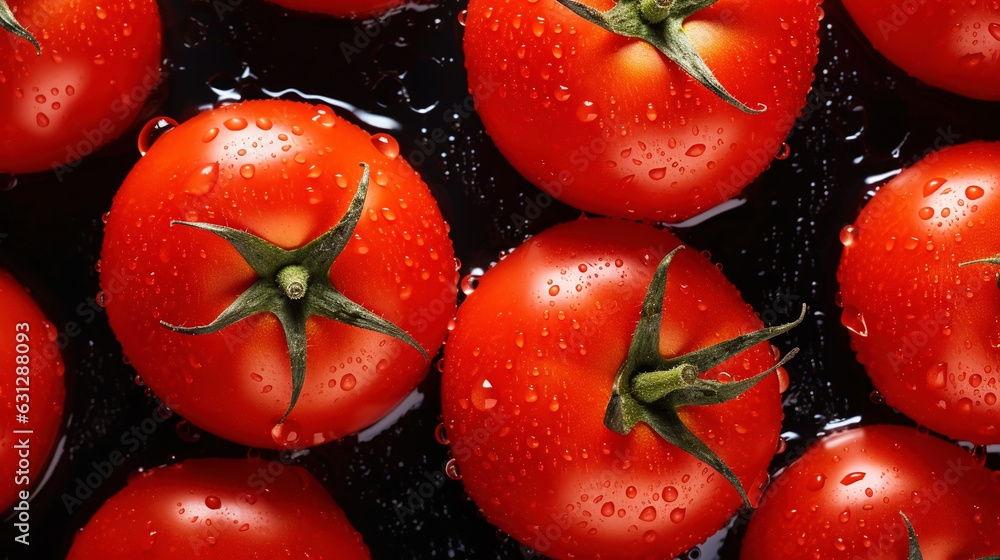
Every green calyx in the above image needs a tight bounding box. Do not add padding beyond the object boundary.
[901,511,1000,560]
[959,254,1000,289]
[0,0,40,54]
[160,163,428,424]
[605,246,805,509]
[554,0,764,113]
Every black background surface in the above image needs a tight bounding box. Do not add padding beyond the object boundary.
[1,0,999,557]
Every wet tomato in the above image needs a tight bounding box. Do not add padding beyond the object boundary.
[838,142,1000,444]
[100,100,458,449]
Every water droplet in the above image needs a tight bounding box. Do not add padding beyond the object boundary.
[435,423,450,445]
[138,117,178,156]
[966,185,984,200]
[224,117,248,131]
[472,378,498,410]
[548,285,560,296]
[626,486,637,499]
[806,473,826,491]
[959,52,986,67]
[340,373,357,391]
[639,506,657,521]
[775,142,791,160]
[554,85,570,101]
[185,163,220,195]
[270,419,302,447]
[924,177,947,196]
[240,164,255,179]
[648,167,667,180]
[371,133,400,158]
[576,101,598,122]
[445,458,462,480]
[870,390,885,404]
[600,502,615,517]
[918,207,934,220]
[841,305,868,337]
[457,9,468,25]
[663,486,678,502]
[839,225,857,246]
[685,144,706,157]
[36,112,49,127]
[839,508,851,523]
[926,363,947,389]
[669,508,686,523]
[205,496,221,509]
[176,420,201,442]
[958,397,973,414]
[840,472,866,485]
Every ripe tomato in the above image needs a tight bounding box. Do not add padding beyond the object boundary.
[842,0,1000,101]
[266,0,404,18]
[100,100,458,449]
[838,142,1000,444]
[0,268,65,511]
[0,0,162,175]
[462,0,820,222]
[441,219,801,560]
[65,458,371,559]
[742,425,1000,559]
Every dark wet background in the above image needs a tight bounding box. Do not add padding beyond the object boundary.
[1,0,999,557]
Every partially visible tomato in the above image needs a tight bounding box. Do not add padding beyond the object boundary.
[266,0,404,19]
[0,0,162,175]
[100,100,458,449]
[838,142,1000,444]
[463,0,821,222]
[842,0,1000,101]
[0,268,65,512]
[66,458,371,559]
[441,219,800,560]
[742,425,1000,559]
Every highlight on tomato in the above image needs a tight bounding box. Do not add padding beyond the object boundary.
[99,99,459,449]
[65,458,371,559]
[741,424,1000,559]
[841,0,1000,101]
[462,0,821,222]
[838,141,1000,444]
[440,218,804,559]
[0,267,66,512]
[0,0,163,175]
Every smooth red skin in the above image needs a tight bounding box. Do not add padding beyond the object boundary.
[742,425,1000,559]
[100,100,458,449]
[441,219,786,560]
[266,0,405,18]
[0,269,65,511]
[0,0,162,174]
[838,142,1000,444]
[842,0,1000,101]
[66,458,371,559]
[463,0,820,222]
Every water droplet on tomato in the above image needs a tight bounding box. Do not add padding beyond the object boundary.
[966,185,984,200]
[176,420,201,442]
[445,458,462,480]
[576,101,598,122]
[548,285,560,296]
[918,207,934,220]
[841,305,868,337]
[669,507,686,523]
[870,390,885,404]
[205,496,221,509]
[371,133,400,158]
[600,502,615,517]
[626,486,637,499]
[840,472,866,485]
[185,163,220,195]
[924,177,947,196]
[224,117,248,131]
[959,52,985,67]
[240,164,255,179]
[138,117,178,156]
[648,167,667,180]
[926,363,947,389]
[271,420,302,447]
[202,128,219,143]
[806,473,826,491]
[340,374,357,390]
[457,9,468,25]
[472,378,498,410]
[685,144,706,157]
[639,506,657,521]
[775,142,791,160]
[435,423,450,445]
[958,397,973,414]
[36,112,49,127]
[839,225,857,246]
[663,486,678,502]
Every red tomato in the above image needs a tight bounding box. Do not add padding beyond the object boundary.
[266,0,404,18]
[100,100,458,449]
[842,0,1000,101]
[0,268,65,511]
[65,458,371,559]
[441,219,796,560]
[838,142,1000,444]
[0,0,162,174]
[742,425,1000,559]
[462,0,820,222]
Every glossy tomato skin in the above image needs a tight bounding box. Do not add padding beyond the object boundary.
[838,142,1000,444]
[0,0,162,174]
[842,0,1000,101]
[266,0,405,18]
[0,269,65,511]
[441,219,786,560]
[742,425,1000,559]
[100,100,458,449]
[66,458,371,559]
[463,0,820,222]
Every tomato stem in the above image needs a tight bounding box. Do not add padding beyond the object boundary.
[604,245,805,508]
[159,163,428,434]
[959,255,1000,289]
[553,0,764,113]
[0,0,40,54]
[277,265,310,300]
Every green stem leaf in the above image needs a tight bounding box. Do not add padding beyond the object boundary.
[0,0,40,54]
